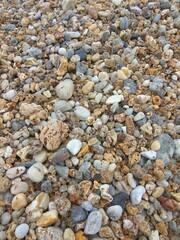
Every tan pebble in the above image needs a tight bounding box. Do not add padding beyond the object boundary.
[154,213,163,222]
[12,193,27,210]
[36,210,58,227]
[43,90,51,98]
[77,144,89,158]
[99,226,114,238]
[140,122,153,135]
[21,17,29,26]
[82,81,94,94]
[0,99,6,110]
[155,221,168,236]
[171,192,180,202]
[139,221,151,237]
[152,187,164,198]
[126,203,138,215]
[151,141,161,150]
[63,228,75,240]
[88,138,98,146]
[75,230,87,240]
[39,119,69,150]
[57,58,68,76]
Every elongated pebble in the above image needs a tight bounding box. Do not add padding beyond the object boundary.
[15,223,29,239]
[6,166,26,179]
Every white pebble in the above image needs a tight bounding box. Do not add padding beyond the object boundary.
[149,230,159,240]
[107,205,123,221]
[74,106,90,120]
[106,95,124,105]
[15,223,29,239]
[1,212,11,225]
[141,150,156,160]
[10,181,28,195]
[127,173,136,188]
[27,163,44,182]
[123,219,133,229]
[6,166,26,179]
[55,79,74,100]
[66,139,82,155]
[112,0,122,6]
[134,112,145,121]
[3,90,17,100]
[130,186,146,205]
[4,146,13,158]
[34,151,47,163]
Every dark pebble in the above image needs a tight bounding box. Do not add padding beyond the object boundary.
[75,49,87,61]
[71,206,87,222]
[41,181,52,194]
[50,148,70,164]
[111,191,129,209]
[160,2,171,10]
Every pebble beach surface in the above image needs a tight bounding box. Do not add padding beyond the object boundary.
[0,0,180,239]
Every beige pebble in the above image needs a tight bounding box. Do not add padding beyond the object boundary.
[12,193,27,210]
[151,141,161,150]
[152,187,164,198]
[36,210,58,227]
[63,228,75,240]
[82,81,94,94]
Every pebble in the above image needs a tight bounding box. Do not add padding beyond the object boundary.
[71,206,87,222]
[27,163,45,182]
[15,223,29,239]
[130,186,146,205]
[134,112,145,122]
[2,90,17,100]
[10,181,28,195]
[34,151,47,163]
[54,100,72,112]
[112,0,122,6]
[64,228,75,240]
[84,211,102,235]
[66,139,82,155]
[55,80,74,100]
[1,212,11,225]
[36,210,58,227]
[12,193,28,210]
[50,147,70,163]
[111,191,129,209]
[74,106,90,120]
[107,205,123,221]
[141,150,157,160]
[106,95,124,105]
[6,166,26,179]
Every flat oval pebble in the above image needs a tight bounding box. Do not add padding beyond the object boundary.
[84,211,102,235]
[141,150,157,160]
[74,106,90,120]
[6,166,26,179]
[27,163,44,182]
[66,139,82,155]
[106,95,124,105]
[15,223,29,239]
[10,181,28,195]
[130,186,146,205]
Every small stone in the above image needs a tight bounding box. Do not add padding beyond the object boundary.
[155,221,168,236]
[127,173,136,188]
[36,210,58,227]
[81,201,93,211]
[54,196,71,216]
[171,192,180,202]
[120,16,129,30]
[130,186,146,205]
[149,230,160,240]
[88,6,98,20]
[84,211,102,235]
[57,58,68,76]
[12,193,27,210]
[151,141,161,151]
[55,80,74,100]
[71,206,87,222]
[50,148,70,164]
[0,174,11,193]
[66,139,82,155]
[54,100,72,112]
[10,181,28,195]
[152,187,164,198]
[99,226,114,238]
[1,212,11,225]
[27,163,44,183]
[123,79,137,94]
[39,119,69,151]
[106,95,124,105]
[74,106,90,120]
[3,90,17,101]
[15,224,29,239]
[112,0,121,6]
[107,205,123,221]
[111,191,129,209]
[82,81,94,94]
[134,112,145,122]
[62,0,75,11]
[75,230,87,240]
[6,166,26,179]
[159,196,178,211]
[63,228,75,240]
[141,150,156,160]
[139,221,151,237]
[34,151,47,163]
[140,122,153,135]
[123,219,133,229]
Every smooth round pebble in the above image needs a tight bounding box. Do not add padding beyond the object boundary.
[84,211,102,235]
[15,223,29,239]
[66,139,82,155]
[27,163,44,182]
[74,106,90,120]
[107,205,123,221]
[6,166,26,179]
[55,79,74,100]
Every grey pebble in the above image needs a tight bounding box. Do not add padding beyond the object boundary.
[50,148,70,164]
[41,181,52,194]
[123,78,137,94]
[55,166,69,179]
[71,206,87,222]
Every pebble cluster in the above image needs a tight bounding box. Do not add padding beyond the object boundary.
[0,0,180,239]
